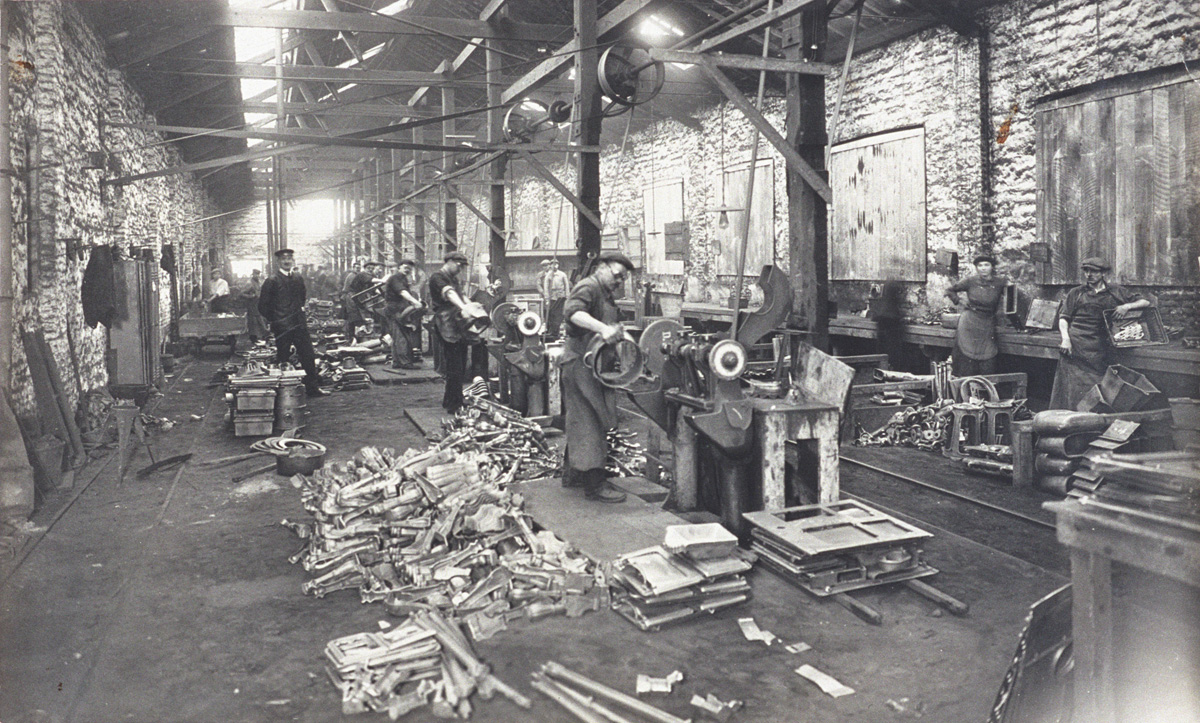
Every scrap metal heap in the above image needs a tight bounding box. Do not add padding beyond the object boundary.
[282,390,598,717]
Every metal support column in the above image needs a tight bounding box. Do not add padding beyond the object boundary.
[486,35,508,270]
[573,0,602,266]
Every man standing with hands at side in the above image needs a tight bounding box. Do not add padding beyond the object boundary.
[258,248,328,397]
[561,251,634,503]
[542,257,570,338]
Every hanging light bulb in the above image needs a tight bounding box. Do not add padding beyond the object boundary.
[718,210,729,229]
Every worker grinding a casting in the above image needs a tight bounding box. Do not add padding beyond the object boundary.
[944,254,1009,376]
[257,248,328,397]
[385,259,424,369]
[560,251,635,504]
[429,251,486,413]
[1050,256,1154,409]
[342,257,372,341]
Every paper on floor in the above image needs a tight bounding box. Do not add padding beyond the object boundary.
[795,664,854,698]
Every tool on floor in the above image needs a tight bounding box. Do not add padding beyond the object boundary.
[690,693,743,722]
[539,662,690,723]
[135,453,192,479]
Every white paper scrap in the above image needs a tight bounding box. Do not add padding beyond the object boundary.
[737,617,777,646]
[784,642,812,654]
[795,664,854,698]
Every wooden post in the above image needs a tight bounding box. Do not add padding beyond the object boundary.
[487,36,508,270]
[573,0,602,266]
[783,7,830,351]
[442,84,457,253]
[673,417,698,510]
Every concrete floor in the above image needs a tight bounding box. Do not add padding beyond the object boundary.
[1,355,1079,722]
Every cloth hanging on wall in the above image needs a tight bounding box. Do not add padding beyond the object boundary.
[160,244,176,275]
[81,244,117,328]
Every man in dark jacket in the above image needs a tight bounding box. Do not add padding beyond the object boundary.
[343,258,377,341]
[384,259,424,368]
[428,251,486,413]
[258,248,327,396]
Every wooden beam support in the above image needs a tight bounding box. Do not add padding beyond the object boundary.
[694,0,823,53]
[176,62,487,88]
[486,33,508,270]
[700,59,832,202]
[518,151,603,232]
[211,8,569,42]
[112,26,221,68]
[647,48,833,75]
[442,183,507,240]
[501,0,658,104]
[241,101,433,117]
[105,120,484,153]
[783,6,830,351]
[149,79,224,114]
[574,0,604,264]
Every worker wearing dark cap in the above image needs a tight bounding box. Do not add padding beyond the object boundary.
[561,251,634,503]
[343,258,377,342]
[257,248,327,396]
[1050,256,1153,409]
[943,253,1009,376]
[384,259,424,369]
[428,251,486,412]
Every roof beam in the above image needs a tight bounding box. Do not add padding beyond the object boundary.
[648,49,833,75]
[694,0,823,54]
[502,0,659,104]
[166,62,490,87]
[241,101,434,117]
[149,79,225,114]
[109,120,480,153]
[210,8,569,42]
[112,26,221,68]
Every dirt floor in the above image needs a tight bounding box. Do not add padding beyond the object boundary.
[0,352,1149,723]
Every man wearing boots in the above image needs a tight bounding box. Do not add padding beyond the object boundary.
[257,248,327,396]
[560,251,634,503]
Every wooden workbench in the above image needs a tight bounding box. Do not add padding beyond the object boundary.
[1044,498,1200,722]
[829,315,1199,378]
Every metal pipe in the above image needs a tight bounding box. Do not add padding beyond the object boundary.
[540,662,690,723]
[0,1,13,390]
[530,674,609,723]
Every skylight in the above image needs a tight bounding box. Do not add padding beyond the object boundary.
[377,0,413,16]
[638,14,685,42]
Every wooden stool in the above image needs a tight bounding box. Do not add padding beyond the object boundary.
[752,399,840,507]
[1011,420,1035,487]
[944,403,984,459]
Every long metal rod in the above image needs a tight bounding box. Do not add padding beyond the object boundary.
[839,455,1055,531]
[826,0,864,166]
[730,0,774,341]
[541,662,689,723]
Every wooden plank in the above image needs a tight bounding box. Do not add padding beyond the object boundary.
[1078,100,1100,260]
[1132,90,1155,281]
[212,8,569,41]
[1069,551,1116,723]
[647,48,833,75]
[1151,87,1172,282]
[1059,103,1083,281]
[1113,94,1136,281]
[1179,82,1200,284]
[1095,98,1116,267]
[1047,109,1066,282]
[1035,111,1048,284]
[694,0,823,53]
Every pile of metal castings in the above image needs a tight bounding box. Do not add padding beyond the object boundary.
[854,400,953,451]
[324,608,531,718]
[606,429,647,478]
[319,355,372,391]
[609,523,754,631]
[439,392,561,481]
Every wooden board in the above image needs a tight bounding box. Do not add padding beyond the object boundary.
[715,157,774,275]
[642,179,685,275]
[829,127,926,281]
[793,343,854,409]
[1038,73,1200,285]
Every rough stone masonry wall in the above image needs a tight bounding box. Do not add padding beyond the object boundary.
[986,0,1200,332]
[824,24,983,318]
[5,1,221,426]
[506,99,792,307]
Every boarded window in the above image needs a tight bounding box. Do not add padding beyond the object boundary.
[715,158,775,276]
[643,179,685,274]
[1036,66,1200,285]
[829,127,927,281]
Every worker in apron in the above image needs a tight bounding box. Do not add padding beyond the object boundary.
[561,251,634,503]
[1050,256,1153,409]
[944,254,1009,376]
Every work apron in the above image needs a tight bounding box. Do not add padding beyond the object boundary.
[561,298,619,474]
[1049,294,1115,410]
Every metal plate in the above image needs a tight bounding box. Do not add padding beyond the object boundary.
[639,318,685,378]
[743,500,932,557]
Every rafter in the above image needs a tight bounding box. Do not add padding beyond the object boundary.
[647,48,832,75]
[210,8,569,42]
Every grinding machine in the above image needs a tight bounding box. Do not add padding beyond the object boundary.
[488,302,550,417]
[587,266,797,532]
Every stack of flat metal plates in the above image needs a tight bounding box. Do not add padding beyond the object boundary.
[610,524,754,631]
[744,500,937,597]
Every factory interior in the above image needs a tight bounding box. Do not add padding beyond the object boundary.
[1,1,1199,721]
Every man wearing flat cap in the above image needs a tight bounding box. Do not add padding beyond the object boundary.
[1050,256,1154,409]
[560,251,635,503]
[258,248,327,396]
[384,259,423,369]
[343,257,377,342]
[428,251,487,412]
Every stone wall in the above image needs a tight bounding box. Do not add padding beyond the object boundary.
[5,1,222,425]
